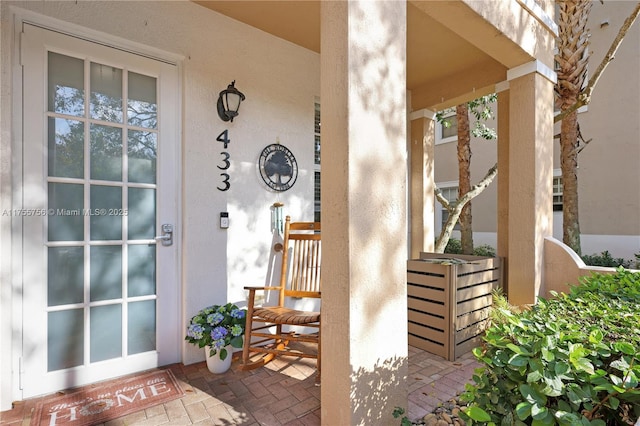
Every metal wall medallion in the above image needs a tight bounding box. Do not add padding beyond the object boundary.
[258,144,298,192]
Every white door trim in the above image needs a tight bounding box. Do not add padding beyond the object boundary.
[9,10,183,403]
[10,6,184,65]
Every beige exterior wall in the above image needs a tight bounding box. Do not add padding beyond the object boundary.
[576,2,640,237]
[543,237,639,297]
[434,1,640,260]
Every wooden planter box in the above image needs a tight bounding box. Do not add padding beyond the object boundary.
[407,253,502,361]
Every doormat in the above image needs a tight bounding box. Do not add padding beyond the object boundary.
[30,369,185,426]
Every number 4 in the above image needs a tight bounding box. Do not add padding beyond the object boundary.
[216,129,230,149]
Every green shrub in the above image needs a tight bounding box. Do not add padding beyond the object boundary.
[582,251,632,268]
[444,238,462,254]
[473,245,496,258]
[460,268,640,425]
[443,239,496,258]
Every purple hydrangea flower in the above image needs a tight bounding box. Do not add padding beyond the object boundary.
[207,312,224,325]
[211,326,228,341]
[230,309,245,319]
[187,324,204,340]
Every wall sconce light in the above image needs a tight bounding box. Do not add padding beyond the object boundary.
[217,80,245,122]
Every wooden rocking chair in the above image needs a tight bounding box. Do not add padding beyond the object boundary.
[241,216,321,382]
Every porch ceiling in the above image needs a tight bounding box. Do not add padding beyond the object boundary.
[193,1,515,111]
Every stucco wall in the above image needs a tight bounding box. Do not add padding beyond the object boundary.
[576,1,640,237]
[0,0,320,400]
[543,237,632,297]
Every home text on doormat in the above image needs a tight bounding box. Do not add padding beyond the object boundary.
[30,369,185,426]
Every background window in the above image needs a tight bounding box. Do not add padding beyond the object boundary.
[435,111,458,144]
[439,186,460,230]
[553,176,563,211]
[441,115,458,139]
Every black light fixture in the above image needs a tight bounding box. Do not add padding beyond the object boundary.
[217,80,245,122]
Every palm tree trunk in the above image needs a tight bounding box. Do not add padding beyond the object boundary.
[555,0,592,256]
[560,110,582,255]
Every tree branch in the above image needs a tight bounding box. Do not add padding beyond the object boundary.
[434,186,453,212]
[434,163,498,253]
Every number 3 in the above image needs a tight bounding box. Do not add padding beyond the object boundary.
[217,152,230,170]
[218,173,230,191]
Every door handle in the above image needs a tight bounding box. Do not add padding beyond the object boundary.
[155,223,173,246]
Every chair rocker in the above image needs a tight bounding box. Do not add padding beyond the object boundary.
[241,216,321,382]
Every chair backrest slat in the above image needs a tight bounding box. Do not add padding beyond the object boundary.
[279,217,321,304]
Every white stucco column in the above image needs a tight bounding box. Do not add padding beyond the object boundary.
[506,61,555,305]
[320,1,408,424]
[409,109,436,258]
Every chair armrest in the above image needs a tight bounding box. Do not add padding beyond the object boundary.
[244,286,281,291]
[245,286,282,313]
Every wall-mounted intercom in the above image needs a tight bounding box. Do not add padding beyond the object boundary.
[220,212,229,229]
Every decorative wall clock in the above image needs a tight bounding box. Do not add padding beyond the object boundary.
[258,143,298,192]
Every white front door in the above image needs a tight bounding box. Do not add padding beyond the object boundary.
[19,23,181,398]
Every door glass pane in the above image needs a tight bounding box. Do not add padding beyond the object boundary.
[48,309,84,371]
[128,72,157,129]
[90,304,122,362]
[48,118,84,179]
[48,183,84,241]
[48,52,84,116]
[90,246,122,302]
[128,188,155,240]
[90,124,122,181]
[48,247,84,306]
[90,62,123,122]
[90,185,122,241]
[128,245,156,297]
[128,300,156,354]
[128,130,157,184]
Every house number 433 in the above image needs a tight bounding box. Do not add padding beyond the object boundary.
[216,129,231,191]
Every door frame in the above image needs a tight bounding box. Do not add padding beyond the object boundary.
[9,7,184,403]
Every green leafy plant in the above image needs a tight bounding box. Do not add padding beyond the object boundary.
[443,238,496,258]
[444,238,463,254]
[581,250,631,268]
[185,303,247,360]
[392,407,413,426]
[473,245,496,258]
[460,268,640,425]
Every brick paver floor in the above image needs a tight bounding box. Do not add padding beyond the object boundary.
[0,347,480,425]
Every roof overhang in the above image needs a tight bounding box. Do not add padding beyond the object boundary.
[194,0,555,111]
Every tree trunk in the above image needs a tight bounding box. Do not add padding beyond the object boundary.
[456,104,474,255]
[560,110,582,255]
[555,0,592,256]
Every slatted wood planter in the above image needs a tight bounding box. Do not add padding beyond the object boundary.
[407,253,502,361]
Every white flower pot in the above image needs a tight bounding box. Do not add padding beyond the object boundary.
[205,345,233,374]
